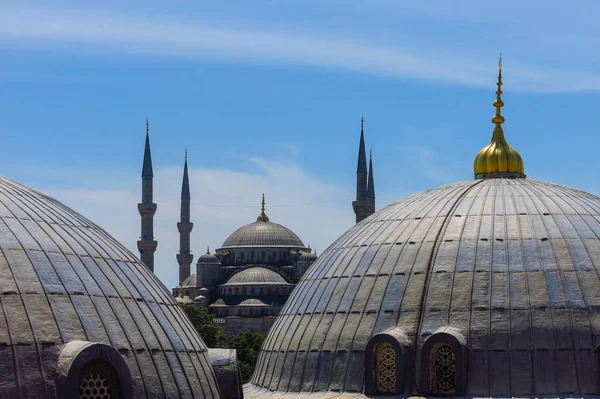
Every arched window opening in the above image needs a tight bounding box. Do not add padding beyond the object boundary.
[262,251,266,262]
[283,252,287,263]
[432,344,456,395]
[376,342,396,394]
[241,252,245,262]
[251,251,256,262]
[78,360,121,399]
[272,251,277,262]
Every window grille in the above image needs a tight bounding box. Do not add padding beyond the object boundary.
[79,371,112,399]
[376,342,396,393]
[434,344,455,394]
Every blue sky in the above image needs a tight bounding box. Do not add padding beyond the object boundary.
[1,1,600,289]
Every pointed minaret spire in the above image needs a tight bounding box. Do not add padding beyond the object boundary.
[138,119,158,272]
[352,115,374,223]
[367,147,375,201]
[142,118,154,178]
[177,148,194,283]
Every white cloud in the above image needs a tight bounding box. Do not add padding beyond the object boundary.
[1,8,600,93]
[41,158,355,290]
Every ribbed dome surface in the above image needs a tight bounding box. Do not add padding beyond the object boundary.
[249,178,600,396]
[197,252,220,264]
[238,298,270,307]
[0,177,220,398]
[221,221,305,248]
[223,267,288,286]
[181,273,197,287]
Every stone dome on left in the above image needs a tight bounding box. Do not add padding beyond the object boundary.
[0,177,221,398]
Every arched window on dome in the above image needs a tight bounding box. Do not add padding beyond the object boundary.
[419,330,465,396]
[261,251,266,263]
[56,341,133,399]
[364,328,411,395]
[241,252,245,262]
[272,251,277,262]
[251,251,256,262]
[282,252,287,263]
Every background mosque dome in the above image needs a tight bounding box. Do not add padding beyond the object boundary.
[238,298,270,307]
[221,221,305,248]
[0,176,220,398]
[197,248,220,264]
[222,267,289,286]
[181,273,197,287]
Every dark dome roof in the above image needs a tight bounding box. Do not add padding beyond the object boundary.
[250,178,600,396]
[0,177,220,398]
[221,221,305,248]
[238,298,270,307]
[197,249,220,264]
[223,267,289,286]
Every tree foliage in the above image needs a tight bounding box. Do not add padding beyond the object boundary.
[180,303,226,348]
[179,304,266,383]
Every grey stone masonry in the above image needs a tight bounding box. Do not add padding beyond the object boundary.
[137,119,157,272]
[177,151,193,282]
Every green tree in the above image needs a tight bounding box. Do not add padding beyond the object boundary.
[179,303,226,348]
[227,330,266,383]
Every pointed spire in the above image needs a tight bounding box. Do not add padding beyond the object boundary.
[257,193,270,222]
[367,147,375,200]
[181,148,190,200]
[357,115,367,174]
[492,53,505,126]
[142,118,154,178]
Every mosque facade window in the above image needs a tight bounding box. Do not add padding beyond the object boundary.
[364,329,411,395]
[419,331,465,396]
[375,342,396,393]
[78,360,121,399]
[432,344,455,395]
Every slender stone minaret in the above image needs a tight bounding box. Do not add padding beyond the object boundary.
[177,149,194,283]
[352,115,375,223]
[137,118,158,272]
[367,147,376,210]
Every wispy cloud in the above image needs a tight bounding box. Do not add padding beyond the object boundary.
[1,8,600,93]
[38,157,355,290]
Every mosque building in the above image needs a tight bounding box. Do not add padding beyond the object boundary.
[245,58,600,397]
[137,125,326,334]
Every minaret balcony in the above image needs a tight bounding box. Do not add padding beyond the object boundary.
[177,222,194,233]
[138,203,157,216]
[137,240,157,252]
[177,253,194,265]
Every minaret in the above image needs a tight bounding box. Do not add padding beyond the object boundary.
[177,148,194,283]
[137,118,158,272]
[367,147,376,210]
[352,116,375,223]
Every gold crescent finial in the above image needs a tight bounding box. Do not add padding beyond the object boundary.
[206,246,210,254]
[257,193,270,222]
[361,114,364,130]
[146,117,149,134]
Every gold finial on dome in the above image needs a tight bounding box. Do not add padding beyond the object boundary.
[473,54,526,180]
[257,193,270,222]
[206,246,210,254]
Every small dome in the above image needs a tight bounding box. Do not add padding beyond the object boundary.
[238,298,270,307]
[222,267,289,286]
[209,298,228,307]
[181,273,197,287]
[197,247,220,264]
[221,221,305,248]
[193,295,207,302]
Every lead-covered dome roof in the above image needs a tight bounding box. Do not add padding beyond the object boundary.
[249,178,600,396]
[0,177,220,398]
[223,267,289,286]
[221,221,305,249]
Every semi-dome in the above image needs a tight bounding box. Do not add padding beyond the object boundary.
[0,176,220,398]
[221,195,305,248]
[298,251,317,262]
[249,178,600,396]
[181,273,197,287]
[238,298,270,307]
[222,267,289,286]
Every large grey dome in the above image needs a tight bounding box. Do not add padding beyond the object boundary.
[0,177,220,398]
[221,221,305,248]
[248,178,600,397]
